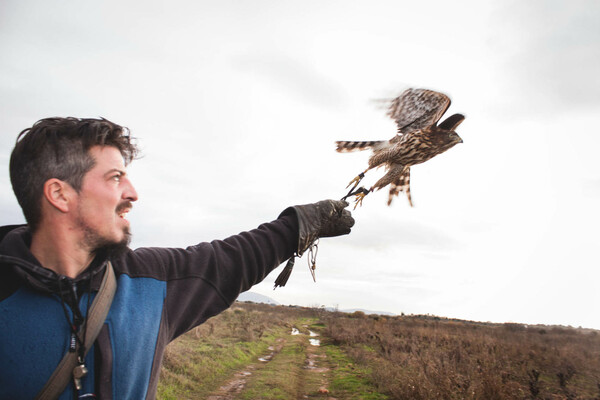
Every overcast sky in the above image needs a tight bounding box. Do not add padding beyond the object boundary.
[1,0,599,329]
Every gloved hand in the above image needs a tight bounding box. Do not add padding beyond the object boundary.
[292,199,355,256]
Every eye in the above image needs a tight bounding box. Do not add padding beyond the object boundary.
[112,173,122,182]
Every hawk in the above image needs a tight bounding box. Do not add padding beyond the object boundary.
[337,88,464,207]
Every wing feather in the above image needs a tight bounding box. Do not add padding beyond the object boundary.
[437,113,465,131]
[387,88,451,133]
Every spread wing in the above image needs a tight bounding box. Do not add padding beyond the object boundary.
[387,88,451,134]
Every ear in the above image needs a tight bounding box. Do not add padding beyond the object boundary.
[42,179,74,213]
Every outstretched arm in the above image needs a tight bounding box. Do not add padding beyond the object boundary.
[126,200,354,340]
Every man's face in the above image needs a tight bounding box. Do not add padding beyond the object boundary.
[74,145,138,253]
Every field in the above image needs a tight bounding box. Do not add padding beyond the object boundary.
[158,302,600,399]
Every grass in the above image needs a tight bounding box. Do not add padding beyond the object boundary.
[158,302,600,400]
[324,342,389,400]
[237,318,387,399]
[157,306,298,399]
[158,332,281,399]
[240,335,307,399]
[325,313,600,399]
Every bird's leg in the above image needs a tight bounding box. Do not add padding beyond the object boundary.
[345,171,366,191]
[341,169,370,203]
[351,187,371,209]
[342,185,367,201]
[341,185,356,201]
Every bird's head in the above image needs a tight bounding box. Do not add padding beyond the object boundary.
[449,131,463,145]
[436,130,463,153]
[438,113,465,148]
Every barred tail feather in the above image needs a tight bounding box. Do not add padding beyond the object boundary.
[388,167,412,207]
[335,140,386,153]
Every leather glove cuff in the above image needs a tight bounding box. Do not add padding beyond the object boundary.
[287,199,354,256]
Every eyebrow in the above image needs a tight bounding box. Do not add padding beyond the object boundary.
[103,168,127,178]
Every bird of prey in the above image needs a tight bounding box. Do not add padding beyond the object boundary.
[337,88,464,208]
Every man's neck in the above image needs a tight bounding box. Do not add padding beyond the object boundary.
[30,226,94,279]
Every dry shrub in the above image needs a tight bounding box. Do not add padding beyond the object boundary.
[324,314,600,399]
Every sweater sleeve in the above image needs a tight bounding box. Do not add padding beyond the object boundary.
[123,211,298,340]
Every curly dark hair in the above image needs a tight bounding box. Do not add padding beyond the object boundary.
[9,117,139,231]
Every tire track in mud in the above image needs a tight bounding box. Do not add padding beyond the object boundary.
[301,328,336,400]
[206,325,336,400]
[206,338,286,400]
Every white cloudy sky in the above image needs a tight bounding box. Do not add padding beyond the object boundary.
[1,0,599,329]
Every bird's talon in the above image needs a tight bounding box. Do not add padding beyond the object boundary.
[352,189,370,209]
[345,176,360,189]
[353,194,364,209]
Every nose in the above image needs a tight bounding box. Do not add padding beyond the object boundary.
[123,178,139,202]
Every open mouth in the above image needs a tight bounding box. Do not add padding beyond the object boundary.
[117,204,132,220]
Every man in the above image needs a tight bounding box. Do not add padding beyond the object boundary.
[0,117,354,399]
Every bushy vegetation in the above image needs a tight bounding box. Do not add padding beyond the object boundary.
[159,302,600,399]
[324,313,600,399]
[158,303,315,399]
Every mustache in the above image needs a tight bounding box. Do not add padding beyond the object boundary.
[116,202,133,213]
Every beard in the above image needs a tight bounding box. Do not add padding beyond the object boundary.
[77,212,132,260]
[91,228,131,259]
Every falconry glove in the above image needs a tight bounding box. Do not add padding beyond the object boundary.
[274,199,354,289]
[293,199,354,256]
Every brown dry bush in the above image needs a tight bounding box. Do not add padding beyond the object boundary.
[324,314,600,399]
[161,302,600,399]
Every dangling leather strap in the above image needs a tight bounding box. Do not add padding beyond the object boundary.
[35,261,117,400]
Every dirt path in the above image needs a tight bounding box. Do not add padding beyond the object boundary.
[301,329,336,400]
[206,338,287,400]
[205,325,336,400]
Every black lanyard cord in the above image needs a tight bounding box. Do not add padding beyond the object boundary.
[57,277,93,361]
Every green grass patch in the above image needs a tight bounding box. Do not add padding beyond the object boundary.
[324,342,388,400]
[240,335,307,399]
[158,302,600,400]
[157,325,289,399]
